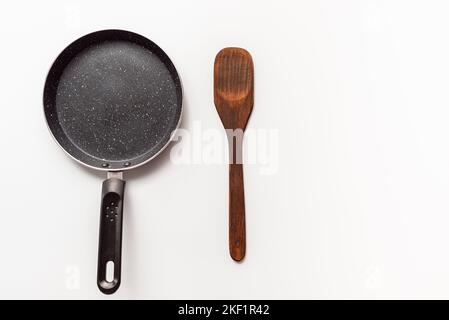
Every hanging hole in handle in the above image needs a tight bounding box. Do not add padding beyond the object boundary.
[106,261,114,283]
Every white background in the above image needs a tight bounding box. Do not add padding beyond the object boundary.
[2,0,449,299]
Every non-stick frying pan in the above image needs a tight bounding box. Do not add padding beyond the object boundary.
[43,30,182,294]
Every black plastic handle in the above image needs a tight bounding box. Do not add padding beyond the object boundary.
[97,177,126,294]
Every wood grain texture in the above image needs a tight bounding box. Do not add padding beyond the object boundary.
[214,48,254,261]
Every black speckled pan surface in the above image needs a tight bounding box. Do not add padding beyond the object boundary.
[44,30,182,170]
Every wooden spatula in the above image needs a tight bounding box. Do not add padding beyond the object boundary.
[214,47,254,261]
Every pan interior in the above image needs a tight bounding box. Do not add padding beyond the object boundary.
[47,36,181,170]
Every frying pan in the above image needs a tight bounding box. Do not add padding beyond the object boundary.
[43,30,182,294]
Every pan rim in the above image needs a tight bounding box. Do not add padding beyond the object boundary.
[43,29,183,172]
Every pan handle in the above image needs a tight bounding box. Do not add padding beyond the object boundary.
[97,173,125,294]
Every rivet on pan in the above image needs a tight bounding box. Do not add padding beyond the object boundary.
[123,162,131,167]
[101,163,109,168]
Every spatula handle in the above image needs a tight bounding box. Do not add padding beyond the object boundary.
[229,163,246,261]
